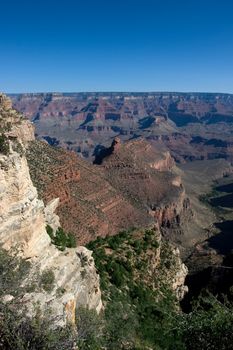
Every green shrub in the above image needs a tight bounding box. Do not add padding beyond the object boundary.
[75,306,104,349]
[46,226,77,250]
[0,246,31,297]
[0,134,9,155]
[66,232,77,248]
[0,302,75,350]
[46,225,54,239]
[40,269,55,292]
[176,294,233,350]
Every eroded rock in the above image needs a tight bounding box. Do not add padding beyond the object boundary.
[0,94,102,326]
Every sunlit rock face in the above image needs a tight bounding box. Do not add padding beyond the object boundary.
[0,93,102,326]
[0,151,50,257]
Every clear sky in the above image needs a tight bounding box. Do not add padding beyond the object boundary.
[1,0,233,93]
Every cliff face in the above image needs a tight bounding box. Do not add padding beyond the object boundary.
[0,94,102,326]
[0,152,50,257]
[151,190,191,228]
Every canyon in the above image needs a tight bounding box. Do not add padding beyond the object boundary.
[10,92,233,163]
[1,91,233,348]
[9,92,233,309]
[0,93,191,334]
[26,134,193,249]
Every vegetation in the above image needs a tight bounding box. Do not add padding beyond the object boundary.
[86,228,181,349]
[0,134,10,155]
[176,293,233,350]
[0,302,75,350]
[1,292,233,350]
[12,139,24,156]
[46,225,77,251]
[40,269,55,292]
[1,232,233,349]
[0,246,31,297]
[86,229,233,349]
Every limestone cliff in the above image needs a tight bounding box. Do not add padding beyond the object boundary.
[0,93,102,326]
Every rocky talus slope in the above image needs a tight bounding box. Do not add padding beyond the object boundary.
[0,94,102,326]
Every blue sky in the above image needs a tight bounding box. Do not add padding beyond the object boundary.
[1,0,233,93]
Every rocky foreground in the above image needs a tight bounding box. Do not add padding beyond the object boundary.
[0,94,102,326]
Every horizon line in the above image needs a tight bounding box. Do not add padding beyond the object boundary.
[5,90,233,96]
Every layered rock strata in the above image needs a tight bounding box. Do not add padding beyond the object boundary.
[10,92,233,162]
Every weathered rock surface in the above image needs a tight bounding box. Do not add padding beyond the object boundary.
[44,197,60,231]
[0,150,49,257]
[171,247,189,300]
[0,94,102,326]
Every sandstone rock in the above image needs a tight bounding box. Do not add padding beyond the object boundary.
[0,95,102,326]
[1,294,15,303]
[0,93,12,110]
[0,152,50,257]
[7,119,35,145]
[44,197,60,231]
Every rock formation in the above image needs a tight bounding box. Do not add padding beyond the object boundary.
[26,135,193,247]
[98,138,193,239]
[0,93,102,326]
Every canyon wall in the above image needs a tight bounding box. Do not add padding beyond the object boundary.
[10,92,233,163]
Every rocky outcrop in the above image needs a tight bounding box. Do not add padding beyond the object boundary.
[0,151,49,258]
[99,138,192,239]
[151,190,191,228]
[89,226,188,308]
[95,137,175,172]
[44,197,60,231]
[149,151,175,171]
[19,245,102,327]
[171,247,188,300]
[0,94,102,326]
